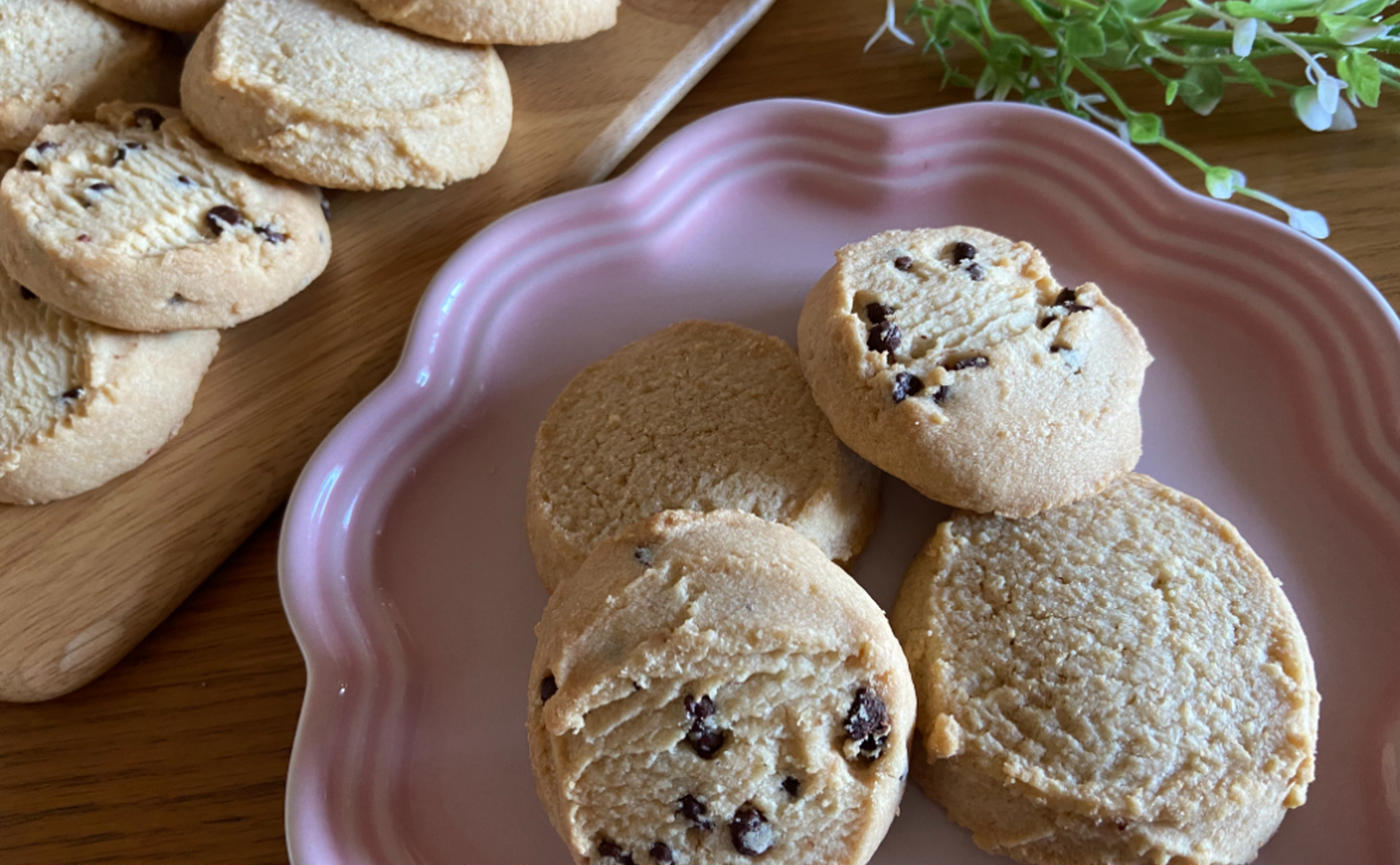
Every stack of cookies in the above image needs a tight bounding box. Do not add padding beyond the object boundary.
[0,0,620,504]
[523,227,1319,865]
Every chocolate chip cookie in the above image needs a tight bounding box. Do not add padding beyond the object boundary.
[181,0,512,190]
[529,509,914,865]
[0,265,219,505]
[891,473,1319,865]
[525,320,880,592]
[349,0,618,44]
[86,0,226,32]
[797,226,1151,517]
[0,0,180,151]
[0,103,331,332]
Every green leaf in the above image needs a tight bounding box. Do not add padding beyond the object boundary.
[1319,12,1387,44]
[975,64,998,99]
[1221,1,1296,23]
[1127,112,1163,144]
[1112,0,1168,17]
[1338,49,1382,106]
[1180,65,1224,115]
[1163,78,1181,105]
[1325,0,1389,16]
[1064,17,1107,57]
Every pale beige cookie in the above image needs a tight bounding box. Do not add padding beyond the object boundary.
[0,268,219,505]
[526,320,880,592]
[797,226,1152,518]
[0,103,331,332]
[181,0,512,191]
[890,473,1319,865]
[0,0,180,151]
[529,509,914,865]
[87,0,226,32]
[350,0,617,45]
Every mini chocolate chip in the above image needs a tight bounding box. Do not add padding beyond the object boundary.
[132,107,165,129]
[177,175,193,185]
[111,147,127,166]
[254,224,287,244]
[729,803,773,857]
[19,159,38,171]
[19,286,35,300]
[866,320,901,356]
[782,776,800,797]
[684,694,727,759]
[1115,819,1129,831]
[678,794,713,830]
[649,842,674,864]
[205,205,244,236]
[61,386,85,401]
[952,241,977,263]
[88,182,113,193]
[931,385,949,404]
[966,262,985,281]
[321,195,332,221]
[76,233,91,242]
[844,687,892,761]
[947,355,989,371]
[1050,344,1064,353]
[1037,315,1053,329]
[540,674,557,703]
[35,141,55,153]
[891,372,923,403]
[892,255,913,272]
[865,301,890,324]
[597,839,635,865]
[634,547,654,566]
[169,293,189,304]
[1054,288,1077,306]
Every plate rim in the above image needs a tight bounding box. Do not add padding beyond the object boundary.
[277,97,1400,865]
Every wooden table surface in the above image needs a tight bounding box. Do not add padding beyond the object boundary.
[2,1,1396,862]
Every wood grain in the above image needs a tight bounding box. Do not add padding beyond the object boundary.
[0,0,1396,862]
[0,0,772,703]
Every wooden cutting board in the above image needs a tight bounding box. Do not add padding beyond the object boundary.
[0,0,773,703]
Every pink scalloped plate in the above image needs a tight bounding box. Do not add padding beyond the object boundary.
[279,99,1400,864]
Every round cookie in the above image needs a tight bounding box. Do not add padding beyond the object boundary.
[181,0,512,191]
[0,0,180,151]
[529,509,915,865]
[0,103,331,332]
[86,0,225,32]
[526,320,880,592]
[890,473,1319,865]
[349,0,618,45]
[0,267,220,505]
[797,226,1152,518]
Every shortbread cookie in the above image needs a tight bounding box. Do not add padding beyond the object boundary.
[0,0,180,151]
[526,321,880,592]
[891,473,1319,865]
[181,0,512,191]
[529,509,914,865]
[797,226,1151,518]
[0,103,331,332]
[0,268,219,505]
[87,0,225,32]
[350,0,618,45]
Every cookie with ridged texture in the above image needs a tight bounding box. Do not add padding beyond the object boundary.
[797,226,1151,518]
[529,509,914,865]
[0,103,331,332]
[890,473,1319,865]
[180,0,512,191]
[0,266,219,505]
[349,0,618,45]
[526,320,880,592]
[0,0,180,152]
[86,0,226,32]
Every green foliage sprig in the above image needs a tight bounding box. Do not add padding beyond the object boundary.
[869,0,1400,237]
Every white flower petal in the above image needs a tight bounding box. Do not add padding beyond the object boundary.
[1288,208,1330,239]
[1232,17,1258,57]
[1292,87,1334,131]
[1317,75,1341,113]
[1330,97,1358,130]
